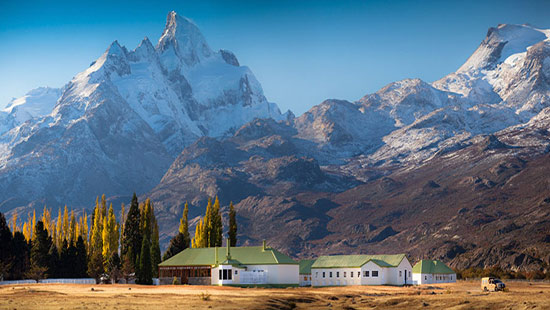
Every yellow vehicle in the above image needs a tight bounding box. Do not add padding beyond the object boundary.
[481,277,506,291]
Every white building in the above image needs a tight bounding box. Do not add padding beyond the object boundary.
[311,254,413,286]
[158,241,299,286]
[412,260,456,284]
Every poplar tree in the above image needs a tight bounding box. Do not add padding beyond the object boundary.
[69,210,76,245]
[102,203,119,263]
[179,202,190,245]
[88,203,104,280]
[62,206,69,243]
[55,208,63,249]
[212,196,223,247]
[203,198,212,246]
[228,201,238,247]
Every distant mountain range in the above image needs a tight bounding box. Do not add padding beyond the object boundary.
[1,14,549,271]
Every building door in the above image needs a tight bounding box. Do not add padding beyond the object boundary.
[404,270,407,284]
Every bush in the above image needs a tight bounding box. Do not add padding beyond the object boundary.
[172,276,180,285]
[199,292,211,301]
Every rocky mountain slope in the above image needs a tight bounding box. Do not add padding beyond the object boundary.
[147,23,550,271]
[0,11,283,213]
[2,18,550,271]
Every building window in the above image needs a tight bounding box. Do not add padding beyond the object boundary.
[316,272,319,278]
[351,271,353,277]
[409,271,411,277]
[358,272,360,278]
[323,272,325,278]
[451,275,453,280]
[399,271,402,277]
[329,272,333,278]
[425,276,427,280]
[235,270,238,275]
[364,271,369,277]
[372,271,378,277]
[344,272,346,277]
[220,269,232,280]
[336,272,339,278]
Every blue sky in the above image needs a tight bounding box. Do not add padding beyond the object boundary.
[1,0,549,115]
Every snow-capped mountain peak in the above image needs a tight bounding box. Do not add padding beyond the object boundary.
[157,11,212,69]
[458,24,549,73]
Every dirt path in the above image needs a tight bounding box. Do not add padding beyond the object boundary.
[1,281,549,309]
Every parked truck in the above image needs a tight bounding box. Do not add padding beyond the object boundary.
[481,277,506,292]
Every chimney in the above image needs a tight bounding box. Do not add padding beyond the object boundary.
[226,238,231,259]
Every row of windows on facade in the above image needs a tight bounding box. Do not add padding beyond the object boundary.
[315,271,377,278]
[427,275,453,281]
[315,270,411,279]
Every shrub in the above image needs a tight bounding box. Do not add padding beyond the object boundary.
[172,276,180,285]
[199,292,211,301]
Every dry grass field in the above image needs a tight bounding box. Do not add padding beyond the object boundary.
[1,281,549,310]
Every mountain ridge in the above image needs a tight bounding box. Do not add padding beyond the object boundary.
[2,19,550,271]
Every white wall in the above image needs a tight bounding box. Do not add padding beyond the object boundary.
[385,257,413,285]
[211,265,244,285]
[312,268,363,286]
[246,264,299,285]
[413,273,456,284]
[360,261,386,285]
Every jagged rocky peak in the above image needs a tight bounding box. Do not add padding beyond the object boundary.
[157,11,213,68]
[458,24,548,73]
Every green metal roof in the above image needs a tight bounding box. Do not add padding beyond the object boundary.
[412,260,455,274]
[299,259,316,274]
[159,246,298,267]
[311,254,407,269]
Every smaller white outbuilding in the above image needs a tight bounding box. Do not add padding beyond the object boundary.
[412,260,456,285]
[311,254,413,286]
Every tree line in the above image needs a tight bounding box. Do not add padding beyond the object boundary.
[0,194,238,284]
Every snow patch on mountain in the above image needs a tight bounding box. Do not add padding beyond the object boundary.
[2,87,63,127]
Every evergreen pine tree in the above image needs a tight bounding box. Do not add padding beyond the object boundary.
[75,236,88,278]
[30,221,52,274]
[164,203,191,260]
[163,233,186,261]
[67,241,78,278]
[47,242,59,278]
[0,212,13,280]
[136,201,152,284]
[10,231,29,280]
[137,236,152,284]
[121,193,141,271]
[150,203,161,278]
[228,201,238,247]
[59,239,70,278]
